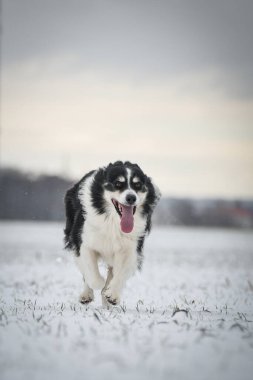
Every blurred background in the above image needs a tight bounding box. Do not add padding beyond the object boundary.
[1,0,253,228]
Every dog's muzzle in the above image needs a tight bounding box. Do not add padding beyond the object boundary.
[112,199,136,233]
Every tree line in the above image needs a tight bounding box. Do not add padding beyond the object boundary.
[0,168,252,228]
[0,168,72,221]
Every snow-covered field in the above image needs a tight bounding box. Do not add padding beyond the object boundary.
[0,222,253,380]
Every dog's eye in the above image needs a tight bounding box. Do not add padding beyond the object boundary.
[115,181,123,189]
[134,182,142,189]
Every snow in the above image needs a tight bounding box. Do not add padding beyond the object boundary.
[0,221,253,380]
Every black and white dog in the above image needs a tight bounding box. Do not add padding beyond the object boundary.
[64,161,160,306]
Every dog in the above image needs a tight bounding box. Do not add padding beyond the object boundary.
[64,161,160,306]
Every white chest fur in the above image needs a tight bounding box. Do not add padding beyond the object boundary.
[82,211,146,266]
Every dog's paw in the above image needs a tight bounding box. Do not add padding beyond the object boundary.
[103,287,120,306]
[79,295,93,304]
[79,289,94,304]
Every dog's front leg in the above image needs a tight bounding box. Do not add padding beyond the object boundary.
[103,250,137,305]
[78,246,105,290]
[79,277,94,304]
[101,267,113,308]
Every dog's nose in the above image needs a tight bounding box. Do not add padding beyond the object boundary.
[126,194,136,205]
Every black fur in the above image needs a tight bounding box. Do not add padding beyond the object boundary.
[91,169,106,214]
[64,161,160,265]
[64,170,94,255]
[137,235,145,269]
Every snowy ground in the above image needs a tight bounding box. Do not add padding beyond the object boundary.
[0,222,253,380]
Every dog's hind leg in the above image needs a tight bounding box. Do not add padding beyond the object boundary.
[79,277,94,304]
[77,246,105,290]
[101,267,113,308]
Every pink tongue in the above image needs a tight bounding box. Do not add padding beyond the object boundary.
[120,204,134,233]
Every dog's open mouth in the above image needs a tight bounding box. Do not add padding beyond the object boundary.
[112,199,136,233]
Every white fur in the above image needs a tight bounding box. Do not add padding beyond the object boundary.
[75,170,148,306]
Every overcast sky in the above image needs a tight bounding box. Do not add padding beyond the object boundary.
[1,0,253,198]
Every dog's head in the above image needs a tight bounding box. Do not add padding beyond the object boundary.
[91,161,161,233]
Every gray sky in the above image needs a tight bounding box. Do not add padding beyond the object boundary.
[1,0,253,197]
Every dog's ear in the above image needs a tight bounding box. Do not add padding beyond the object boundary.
[154,182,161,204]
[143,176,161,213]
[149,177,161,206]
[109,160,124,167]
